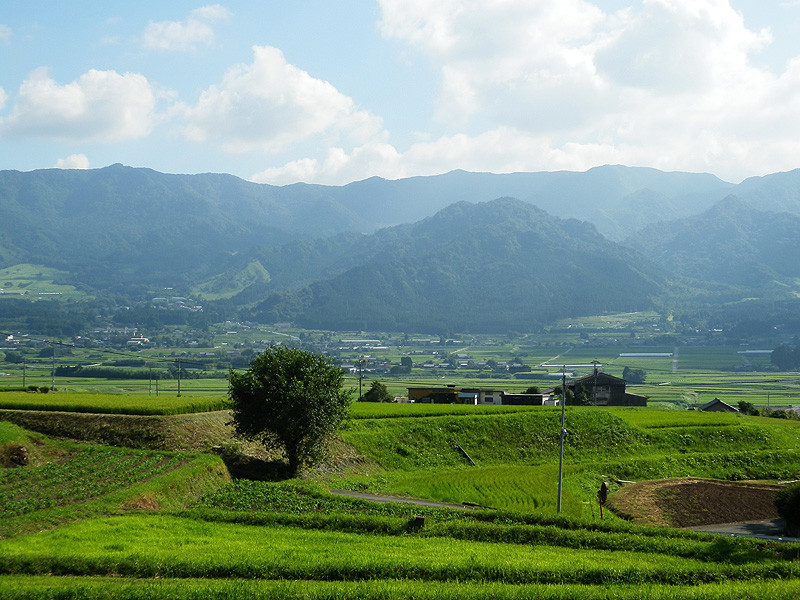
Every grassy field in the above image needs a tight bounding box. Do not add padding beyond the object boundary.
[0,391,226,415]
[2,385,800,597]
[0,263,86,300]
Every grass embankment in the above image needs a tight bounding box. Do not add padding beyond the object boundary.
[333,406,800,517]
[0,392,226,415]
[2,405,800,598]
[0,423,228,539]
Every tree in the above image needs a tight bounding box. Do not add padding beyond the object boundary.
[3,350,23,364]
[622,366,646,384]
[362,380,393,402]
[737,400,760,416]
[227,346,351,477]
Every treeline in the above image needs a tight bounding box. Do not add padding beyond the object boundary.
[53,365,225,380]
[771,344,800,370]
[0,299,94,336]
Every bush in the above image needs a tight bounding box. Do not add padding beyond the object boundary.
[775,482,800,536]
[0,443,29,467]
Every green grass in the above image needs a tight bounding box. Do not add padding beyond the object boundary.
[0,263,86,300]
[0,426,229,538]
[1,514,794,584]
[348,402,541,419]
[0,392,226,415]
[3,577,800,600]
[5,390,800,598]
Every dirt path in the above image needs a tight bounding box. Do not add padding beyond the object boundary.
[605,477,798,540]
[329,489,489,510]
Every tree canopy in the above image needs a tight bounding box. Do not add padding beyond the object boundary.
[227,346,352,477]
[362,380,393,402]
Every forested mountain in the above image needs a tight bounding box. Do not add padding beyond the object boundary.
[249,198,667,333]
[0,164,371,290]
[625,197,800,288]
[3,163,800,335]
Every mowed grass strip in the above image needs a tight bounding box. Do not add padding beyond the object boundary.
[0,515,796,584]
[2,576,800,600]
[0,392,226,415]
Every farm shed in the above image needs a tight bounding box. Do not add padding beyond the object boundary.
[699,398,739,413]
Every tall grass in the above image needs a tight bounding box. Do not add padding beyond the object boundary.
[0,392,226,415]
[4,576,800,600]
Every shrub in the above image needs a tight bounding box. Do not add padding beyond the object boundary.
[774,482,800,536]
[0,443,29,467]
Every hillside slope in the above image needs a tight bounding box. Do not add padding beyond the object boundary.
[251,198,667,332]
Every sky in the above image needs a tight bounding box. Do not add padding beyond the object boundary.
[2,0,800,185]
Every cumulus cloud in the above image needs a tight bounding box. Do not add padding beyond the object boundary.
[371,0,800,182]
[0,67,157,142]
[143,4,230,52]
[0,87,7,111]
[252,128,625,185]
[54,154,90,169]
[177,45,384,154]
[0,24,11,41]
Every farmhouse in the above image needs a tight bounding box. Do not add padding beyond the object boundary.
[699,398,739,413]
[406,386,555,406]
[567,369,648,407]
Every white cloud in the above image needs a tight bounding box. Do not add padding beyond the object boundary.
[252,143,402,185]
[0,87,7,111]
[143,4,230,52]
[379,0,610,127]
[0,24,11,41]
[177,45,384,154]
[372,0,800,182]
[253,128,625,185]
[0,67,157,142]
[54,154,90,169]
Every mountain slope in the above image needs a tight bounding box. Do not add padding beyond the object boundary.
[624,196,800,288]
[0,164,369,289]
[251,198,667,333]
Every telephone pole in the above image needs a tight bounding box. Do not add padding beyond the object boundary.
[557,366,567,514]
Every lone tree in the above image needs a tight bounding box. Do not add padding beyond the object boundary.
[362,380,393,402]
[227,346,352,477]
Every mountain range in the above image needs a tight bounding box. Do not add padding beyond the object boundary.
[2,163,800,335]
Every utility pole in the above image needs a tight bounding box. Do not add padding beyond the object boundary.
[358,356,364,400]
[176,358,181,396]
[557,366,567,514]
[591,359,599,406]
[51,341,56,391]
[22,360,26,389]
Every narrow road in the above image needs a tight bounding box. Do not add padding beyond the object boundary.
[687,518,799,542]
[329,489,490,510]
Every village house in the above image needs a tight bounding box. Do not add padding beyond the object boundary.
[566,369,648,407]
[406,386,556,406]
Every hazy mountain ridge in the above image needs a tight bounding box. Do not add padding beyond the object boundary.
[250,198,668,332]
[625,196,800,288]
[3,163,800,334]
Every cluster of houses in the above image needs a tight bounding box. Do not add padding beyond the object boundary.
[405,371,649,407]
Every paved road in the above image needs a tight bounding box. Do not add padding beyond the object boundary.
[687,519,800,542]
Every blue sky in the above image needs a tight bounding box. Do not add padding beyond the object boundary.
[2,1,800,184]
